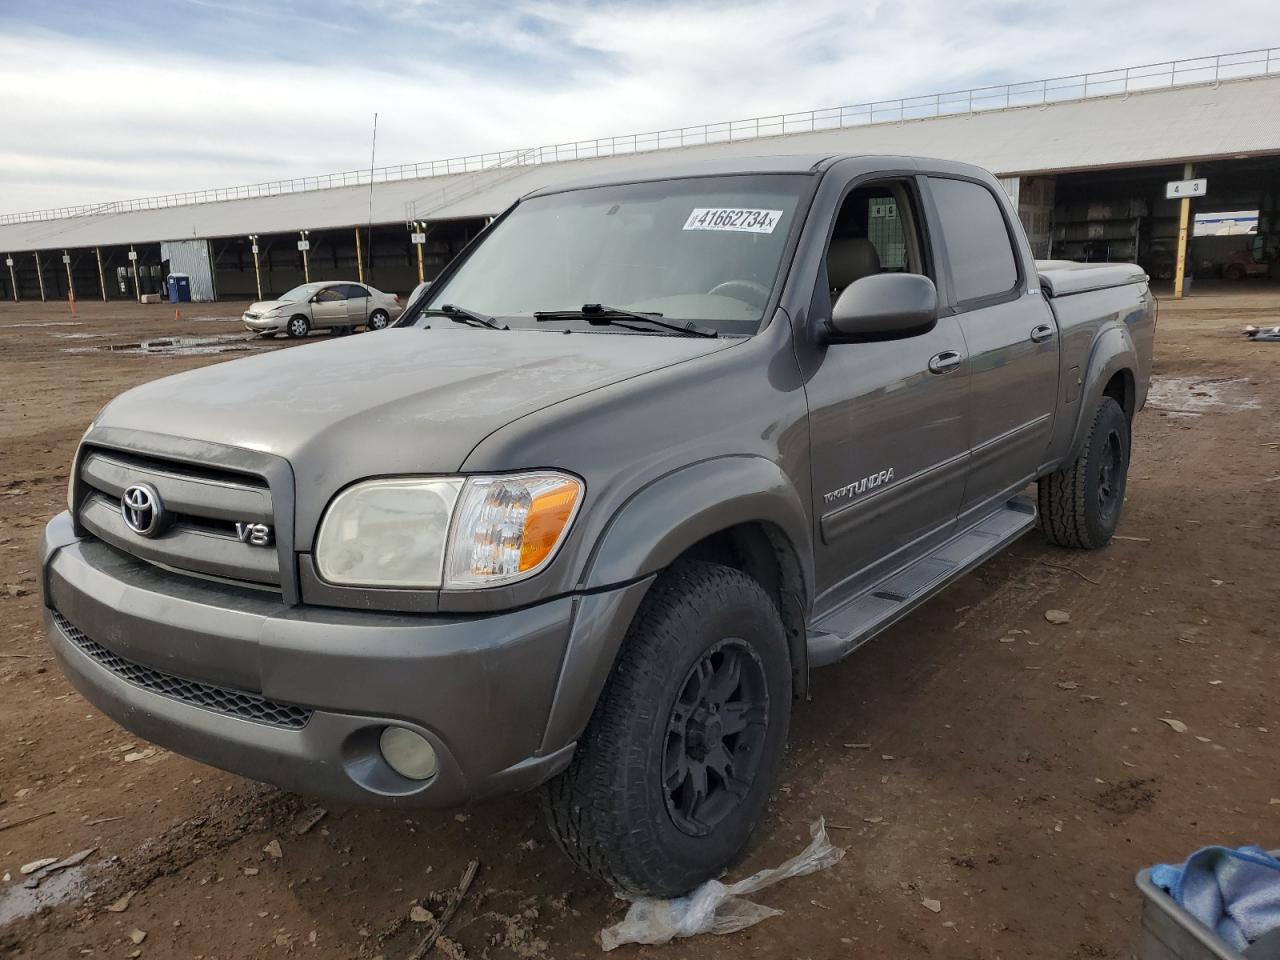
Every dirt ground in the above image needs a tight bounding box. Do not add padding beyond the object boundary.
[0,288,1276,960]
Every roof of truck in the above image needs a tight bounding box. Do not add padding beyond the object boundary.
[520,154,838,196]
[521,153,1005,199]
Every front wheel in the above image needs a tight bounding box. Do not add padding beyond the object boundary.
[543,560,791,896]
[367,309,390,331]
[286,315,311,339]
[1038,396,1130,549]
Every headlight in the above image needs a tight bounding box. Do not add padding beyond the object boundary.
[444,472,583,587]
[314,471,583,590]
[314,478,463,587]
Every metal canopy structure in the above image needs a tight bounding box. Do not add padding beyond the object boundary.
[2,58,1279,255]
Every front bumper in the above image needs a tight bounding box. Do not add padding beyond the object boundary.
[242,313,285,333]
[40,512,650,807]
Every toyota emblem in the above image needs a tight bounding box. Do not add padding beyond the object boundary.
[121,483,165,537]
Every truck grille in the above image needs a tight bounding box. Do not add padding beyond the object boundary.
[76,446,280,589]
[53,611,311,729]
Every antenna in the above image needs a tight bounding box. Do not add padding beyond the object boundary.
[366,112,378,284]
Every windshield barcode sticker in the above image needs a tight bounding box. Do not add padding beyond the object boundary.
[683,208,784,234]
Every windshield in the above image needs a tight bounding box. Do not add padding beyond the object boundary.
[418,174,809,334]
[278,283,323,302]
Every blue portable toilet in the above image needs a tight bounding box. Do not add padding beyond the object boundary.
[166,274,192,303]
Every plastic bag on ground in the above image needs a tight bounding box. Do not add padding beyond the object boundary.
[599,817,845,951]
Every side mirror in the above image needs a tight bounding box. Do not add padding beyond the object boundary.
[827,273,938,343]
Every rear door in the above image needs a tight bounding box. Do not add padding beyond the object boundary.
[804,174,971,602]
[922,174,1058,521]
[342,284,370,322]
[310,285,348,327]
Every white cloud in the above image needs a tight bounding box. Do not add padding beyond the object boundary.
[3,0,1280,211]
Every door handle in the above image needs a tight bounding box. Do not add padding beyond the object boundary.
[928,350,963,374]
[1030,323,1055,343]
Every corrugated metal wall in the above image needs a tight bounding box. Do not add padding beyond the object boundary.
[997,176,1021,206]
[159,240,216,301]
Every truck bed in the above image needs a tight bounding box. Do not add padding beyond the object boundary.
[1036,260,1149,297]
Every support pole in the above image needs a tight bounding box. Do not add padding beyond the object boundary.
[1173,162,1194,300]
[415,222,425,284]
[355,227,364,283]
[63,250,75,299]
[95,247,106,301]
[249,234,262,301]
[130,245,141,301]
[6,256,16,302]
[300,230,310,283]
[34,252,46,302]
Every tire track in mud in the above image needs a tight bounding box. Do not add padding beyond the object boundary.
[0,785,302,953]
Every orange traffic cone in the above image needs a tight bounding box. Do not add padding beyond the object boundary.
[174,307,181,323]
[68,290,77,317]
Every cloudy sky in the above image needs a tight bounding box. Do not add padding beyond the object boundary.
[3,0,1279,212]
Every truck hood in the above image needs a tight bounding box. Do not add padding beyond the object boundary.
[95,327,735,481]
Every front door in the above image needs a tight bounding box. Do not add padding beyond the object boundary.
[923,175,1058,519]
[310,285,347,327]
[806,178,971,606]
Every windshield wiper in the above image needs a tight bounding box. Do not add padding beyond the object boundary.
[534,304,718,338]
[425,304,509,330]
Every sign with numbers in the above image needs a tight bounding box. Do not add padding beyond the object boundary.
[4,258,12,267]
[683,208,784,234]
[297,240,311,251]
[410,232,427,245]
[251,244,259,254]
[62,255,71,264]
[127,251,138,260]
[1166,178,1207,199]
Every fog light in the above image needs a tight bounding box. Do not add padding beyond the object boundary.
[378,727,438,781]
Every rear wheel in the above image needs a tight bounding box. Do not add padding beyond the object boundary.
[543,560,791,896]
[367,309,390,331]
[1038,396,1130,549]
[286,315,310,339]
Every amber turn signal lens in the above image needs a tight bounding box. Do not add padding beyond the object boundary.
[519,482,582,572]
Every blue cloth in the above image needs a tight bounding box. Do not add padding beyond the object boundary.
[1150,846,1280,950]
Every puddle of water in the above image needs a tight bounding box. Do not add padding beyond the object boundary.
[1147,376,1261,416]
[50,332,102,339]
[65,334,256,357]
[0,321,83,328]
[188,315,242,322]
[0,863,100,924]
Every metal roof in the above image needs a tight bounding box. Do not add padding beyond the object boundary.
[4,72,1280,254]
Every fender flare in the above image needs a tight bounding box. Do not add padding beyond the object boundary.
[538,457,814,754]
[1066,324,1137,462]
[581,455,814,597]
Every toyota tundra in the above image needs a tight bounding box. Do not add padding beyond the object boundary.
[41,154,1155,896]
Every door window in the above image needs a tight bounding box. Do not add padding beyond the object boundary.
[825,180,929,302]
[314,286,345,302]
[927,177,1019,305]
[341,284,368,299]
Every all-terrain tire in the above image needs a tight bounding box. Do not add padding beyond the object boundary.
[542,560,791,896]
[1037,396,1130,549]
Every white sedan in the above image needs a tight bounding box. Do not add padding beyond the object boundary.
[242,281,404,338]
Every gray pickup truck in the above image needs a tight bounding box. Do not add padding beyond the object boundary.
[41,154,1154,896]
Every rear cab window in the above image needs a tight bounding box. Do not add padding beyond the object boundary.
[926,177,1021,307]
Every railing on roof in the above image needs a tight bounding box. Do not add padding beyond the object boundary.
[2,46,1277,228]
